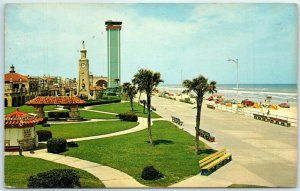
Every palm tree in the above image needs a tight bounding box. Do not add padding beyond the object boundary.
[132,69,164,145]
[183,75,217,154]
[121,82,131,100]
[132,75,144,107]
[122,82,137,111]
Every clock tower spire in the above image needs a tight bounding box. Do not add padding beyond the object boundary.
[77,41,92,99]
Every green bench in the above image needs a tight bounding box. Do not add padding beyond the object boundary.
[5,146,23,156]
[253,113,269,122]
[171,116,183,126]
[198,129,215,142]
[207,104,215,109]
[253,114,291,127]
[269,117,291,127]
[199,148,232,175]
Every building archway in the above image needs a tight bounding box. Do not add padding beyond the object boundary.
[4,98,8,107]
[96,80,107,89]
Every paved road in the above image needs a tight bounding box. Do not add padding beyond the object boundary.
[149,95,297,187]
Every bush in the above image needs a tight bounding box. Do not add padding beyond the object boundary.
[36,130,52,141]
[141,166,164,180]
[82,98,121,106]
[47,138,67,154]
[67,141,78,147]
[27,169,81,188]
[38,117,48,124]
[118,113,138,122]
[41,123,50,127]
[48,112,69,120]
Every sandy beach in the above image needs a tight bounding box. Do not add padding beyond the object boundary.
[154,89,298,126]
[138,92,298,187]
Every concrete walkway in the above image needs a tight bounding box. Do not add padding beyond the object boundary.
[21,149,146,188]
[68,117,149,142]
[5,114,164,188]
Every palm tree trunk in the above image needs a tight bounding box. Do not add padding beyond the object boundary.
[195,96,203,154]
[130,97,134,112]
[137,91,142,106]
[146,94,153,145]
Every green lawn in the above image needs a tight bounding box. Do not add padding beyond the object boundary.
[79,110,118,119]
[5,156,104,188]
[63,120,213,187]
[5,105,57,114]
[36,121,138,139]
[90,102,161,118]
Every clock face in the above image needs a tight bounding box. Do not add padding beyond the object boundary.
[81,63,85,68]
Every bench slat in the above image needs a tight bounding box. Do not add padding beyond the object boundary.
[202,153,232,170]
[199,148,226,166]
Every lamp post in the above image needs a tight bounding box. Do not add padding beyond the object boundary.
[228,58,239,100]
[180,69,183,99]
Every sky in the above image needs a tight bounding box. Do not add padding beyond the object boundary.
[4,3,298,84]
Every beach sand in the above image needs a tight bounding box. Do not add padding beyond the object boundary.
[154,91,298,124]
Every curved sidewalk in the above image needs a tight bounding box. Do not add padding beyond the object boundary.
[22,149,146,188]
[67,117,148,142]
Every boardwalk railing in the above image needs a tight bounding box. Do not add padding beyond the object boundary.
[213,104,297,126]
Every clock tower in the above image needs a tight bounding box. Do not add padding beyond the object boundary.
[77,41,92,99]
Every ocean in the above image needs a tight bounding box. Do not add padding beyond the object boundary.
[157,84,298,106]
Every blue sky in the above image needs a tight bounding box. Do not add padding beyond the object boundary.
[5,3,298,84]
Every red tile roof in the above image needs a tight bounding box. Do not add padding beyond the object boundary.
[26,96,86,105]
[5,72,28,83]
[5,108,43,128]
[90,85,105,91]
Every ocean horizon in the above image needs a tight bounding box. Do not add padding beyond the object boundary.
[157,84,298,106]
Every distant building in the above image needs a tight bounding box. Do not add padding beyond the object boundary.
[105,20,122,89]
[4,65,78,107]
[4,65,31,107]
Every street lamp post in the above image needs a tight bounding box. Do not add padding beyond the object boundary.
[228,58,239,100]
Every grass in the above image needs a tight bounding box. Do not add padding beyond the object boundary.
[228,184,268,188]
[79,110,118,119]
[5,156,104,188]
[36,121,138,139]
[90,102,161,118]
[5,105,57,114]
[63,120,212,187]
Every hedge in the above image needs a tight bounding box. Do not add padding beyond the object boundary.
[82,98,121,106]
[27,169,81,188]
[118,113,138,122]
[47,138,67,154]
[36,130,52,141]
[141,166,164,180]
[48,112,69,119]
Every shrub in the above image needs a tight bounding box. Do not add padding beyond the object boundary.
[41,123,50,127]
[82,98,121,106]
[118,113,138,122]
[47,138,67,154]
[27,169,81,188]
[67,141,78,147]
[141,166,164,180]
[48,112,69,120]
[38,117,48,124]
[36,130,52,141]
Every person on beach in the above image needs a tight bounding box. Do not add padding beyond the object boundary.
[267,109,270,116]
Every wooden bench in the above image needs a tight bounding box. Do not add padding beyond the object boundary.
[269,117,291,127]
[5,146,23,156]
[199,148,232,175]
[171,116,183,126]
[198,129,215,142]
[253,113,269,122]
[207,104,215,109]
